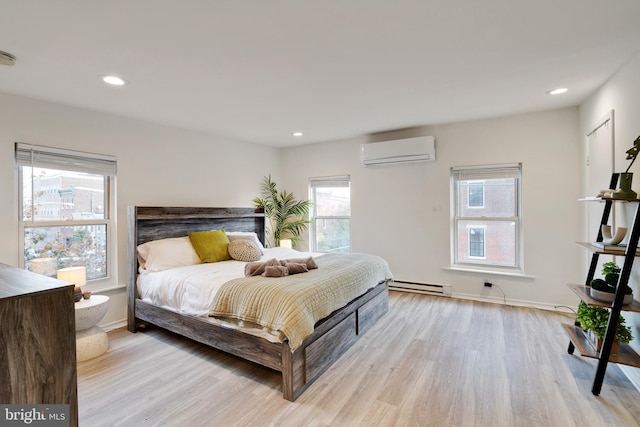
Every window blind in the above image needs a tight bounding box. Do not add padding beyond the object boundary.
[452,163,521,181]
[309,175,350,188]
[15,143,117,176]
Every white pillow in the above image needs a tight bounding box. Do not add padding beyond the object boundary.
[137,237,201,272]
[226,232,265,253]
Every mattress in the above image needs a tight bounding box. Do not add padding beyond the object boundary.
[137,247,323,316]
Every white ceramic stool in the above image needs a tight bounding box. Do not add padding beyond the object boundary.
[74,295,109,362]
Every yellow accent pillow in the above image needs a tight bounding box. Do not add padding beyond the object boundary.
[188,230,231,263]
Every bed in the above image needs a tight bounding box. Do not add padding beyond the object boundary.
[127,206,391,401]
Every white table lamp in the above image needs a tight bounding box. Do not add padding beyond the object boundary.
[57,266,86,286]
[57,266,86,302]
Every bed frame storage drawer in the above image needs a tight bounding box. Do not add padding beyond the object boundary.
[283,282,390,400]
[358,286,389,335]
[305,311,358,382]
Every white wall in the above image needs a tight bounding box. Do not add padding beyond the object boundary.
[281,107,583,309]
[0,92,280,327]
[579,51,640,386]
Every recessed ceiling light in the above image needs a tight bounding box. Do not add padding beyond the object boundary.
[102,75,126,86]
[0,50,16,66]
[293,132,303,137]
[546,87,568,95]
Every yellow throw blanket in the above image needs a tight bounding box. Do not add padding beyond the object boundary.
[209,253,393,350]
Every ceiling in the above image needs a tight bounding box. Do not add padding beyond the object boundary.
[2,1,640,147]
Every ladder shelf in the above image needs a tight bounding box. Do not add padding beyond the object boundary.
[566,173,640,395]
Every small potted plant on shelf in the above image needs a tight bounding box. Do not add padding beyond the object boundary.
[576,301,633,354]
[613,134,640,199]
[589,261,634,305]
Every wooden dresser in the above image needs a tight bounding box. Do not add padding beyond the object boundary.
[0,262,78,426]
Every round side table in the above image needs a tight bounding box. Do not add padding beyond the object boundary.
[74,295,109,362]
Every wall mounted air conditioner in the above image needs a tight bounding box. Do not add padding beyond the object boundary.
[360,136,435,167]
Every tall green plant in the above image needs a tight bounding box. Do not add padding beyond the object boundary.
[252,175,312,248]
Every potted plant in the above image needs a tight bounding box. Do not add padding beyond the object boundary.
[613,134,640,199]
[576,301,633,354]
[253,175,312,248]
[589,261,634,305]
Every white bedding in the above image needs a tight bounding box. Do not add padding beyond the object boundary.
[137,247,323,316]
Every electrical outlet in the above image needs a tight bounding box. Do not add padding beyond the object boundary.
[484,281,493,288]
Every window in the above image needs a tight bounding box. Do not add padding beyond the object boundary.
[451,163,522,272]
[310,176,351,253]
[16,143,117,283]
[468,227,485,258]
[467,181,484,208]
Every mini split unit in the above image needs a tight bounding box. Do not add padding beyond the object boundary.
[360,136,435,167]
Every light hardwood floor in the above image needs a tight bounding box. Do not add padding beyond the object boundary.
[78,292,640,426]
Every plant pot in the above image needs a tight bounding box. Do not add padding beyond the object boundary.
[584,329,620,355]
[612,172,637,199]
[590,287,634,305]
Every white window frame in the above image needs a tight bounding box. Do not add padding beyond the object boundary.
[451,163,523,274]
[16,143,117,289]
[309,175,351,253]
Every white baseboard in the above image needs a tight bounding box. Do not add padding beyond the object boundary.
[100,319,127,332]
[451,291,577,315]
[619,363,640,392]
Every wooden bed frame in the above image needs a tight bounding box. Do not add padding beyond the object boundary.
[127,206,389,401]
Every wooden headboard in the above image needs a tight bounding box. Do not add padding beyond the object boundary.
[128,206,265,245]
[127,206,266,326]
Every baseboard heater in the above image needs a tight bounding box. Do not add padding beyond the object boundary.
[389,280,452,297]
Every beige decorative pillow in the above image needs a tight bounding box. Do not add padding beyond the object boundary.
[228,239,262,262]
[227,232,265,253]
